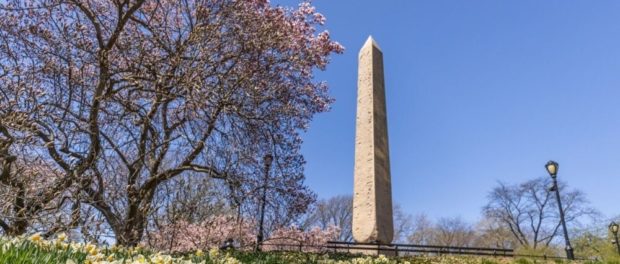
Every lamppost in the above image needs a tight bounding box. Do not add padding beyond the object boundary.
[256,154,273,252]
[545,160,575,260]
[610,222,620,255]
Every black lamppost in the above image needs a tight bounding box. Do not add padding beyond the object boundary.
[256,154,273,252]
[545,160,574,260]
[609,222,620,255]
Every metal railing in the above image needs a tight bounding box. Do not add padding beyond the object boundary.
[325,241,513,257]
[239,240,585,261]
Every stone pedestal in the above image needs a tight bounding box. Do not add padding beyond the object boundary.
[352,36,394,248]
[350,247,397,257]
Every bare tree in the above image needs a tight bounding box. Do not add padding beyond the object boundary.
[393,204,414,243]
[407,215,476,247]
[302,195,413,243]
[432,217,476,247]
[407,214,435,245]
[473,217,518,249]
[483,177,599,249]
[304,195,353,241]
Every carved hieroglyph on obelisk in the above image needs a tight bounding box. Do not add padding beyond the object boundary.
[353,36,394,244]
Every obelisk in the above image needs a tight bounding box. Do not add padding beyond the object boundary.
[353,36,394,245]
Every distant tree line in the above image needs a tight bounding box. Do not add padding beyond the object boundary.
[300,177,601,256]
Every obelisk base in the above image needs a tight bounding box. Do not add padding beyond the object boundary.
[350,245,397,256]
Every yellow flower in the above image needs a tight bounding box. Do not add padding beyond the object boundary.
[107,254,115,261]
[133,254,147,263]
[150,253,173,264]
[223,256,242,264]
[29,233,42,242]
[195,249,204,257]
[209,248,219,259]
[86,253,105,262]
[85,243,98,255]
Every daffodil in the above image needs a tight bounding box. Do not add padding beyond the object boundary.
[85,243,98,255]
[133,254,147,263]
[56,233,67,242]
[70,242,81,251]
[208,248,219,259]
[29,233,42,242]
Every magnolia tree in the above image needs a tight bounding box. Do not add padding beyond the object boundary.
[145,214,339,253]
[144,215,256,253]
[0,0,343,246]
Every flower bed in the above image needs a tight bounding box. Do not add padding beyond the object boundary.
[0,234,594,264]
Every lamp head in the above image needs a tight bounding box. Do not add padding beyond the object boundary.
[545,160,558,178]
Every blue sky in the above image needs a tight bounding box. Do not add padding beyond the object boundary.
[273,0,620,223]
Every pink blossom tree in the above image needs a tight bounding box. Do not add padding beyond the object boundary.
[144,215,256,253]
[0,0,342,246]
[145,213,340,253]
[262,225,340,252]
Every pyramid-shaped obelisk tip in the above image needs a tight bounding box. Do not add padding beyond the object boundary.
[362,35,382,52]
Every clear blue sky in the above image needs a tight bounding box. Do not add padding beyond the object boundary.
[273,0,620,223]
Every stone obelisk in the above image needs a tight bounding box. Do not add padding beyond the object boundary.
[353,36,394,245]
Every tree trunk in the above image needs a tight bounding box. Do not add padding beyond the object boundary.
[116,227,144,247]
[114,189,153,247]
[115,214,146,247]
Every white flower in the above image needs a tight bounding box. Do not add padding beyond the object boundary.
[56,233,67,242]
